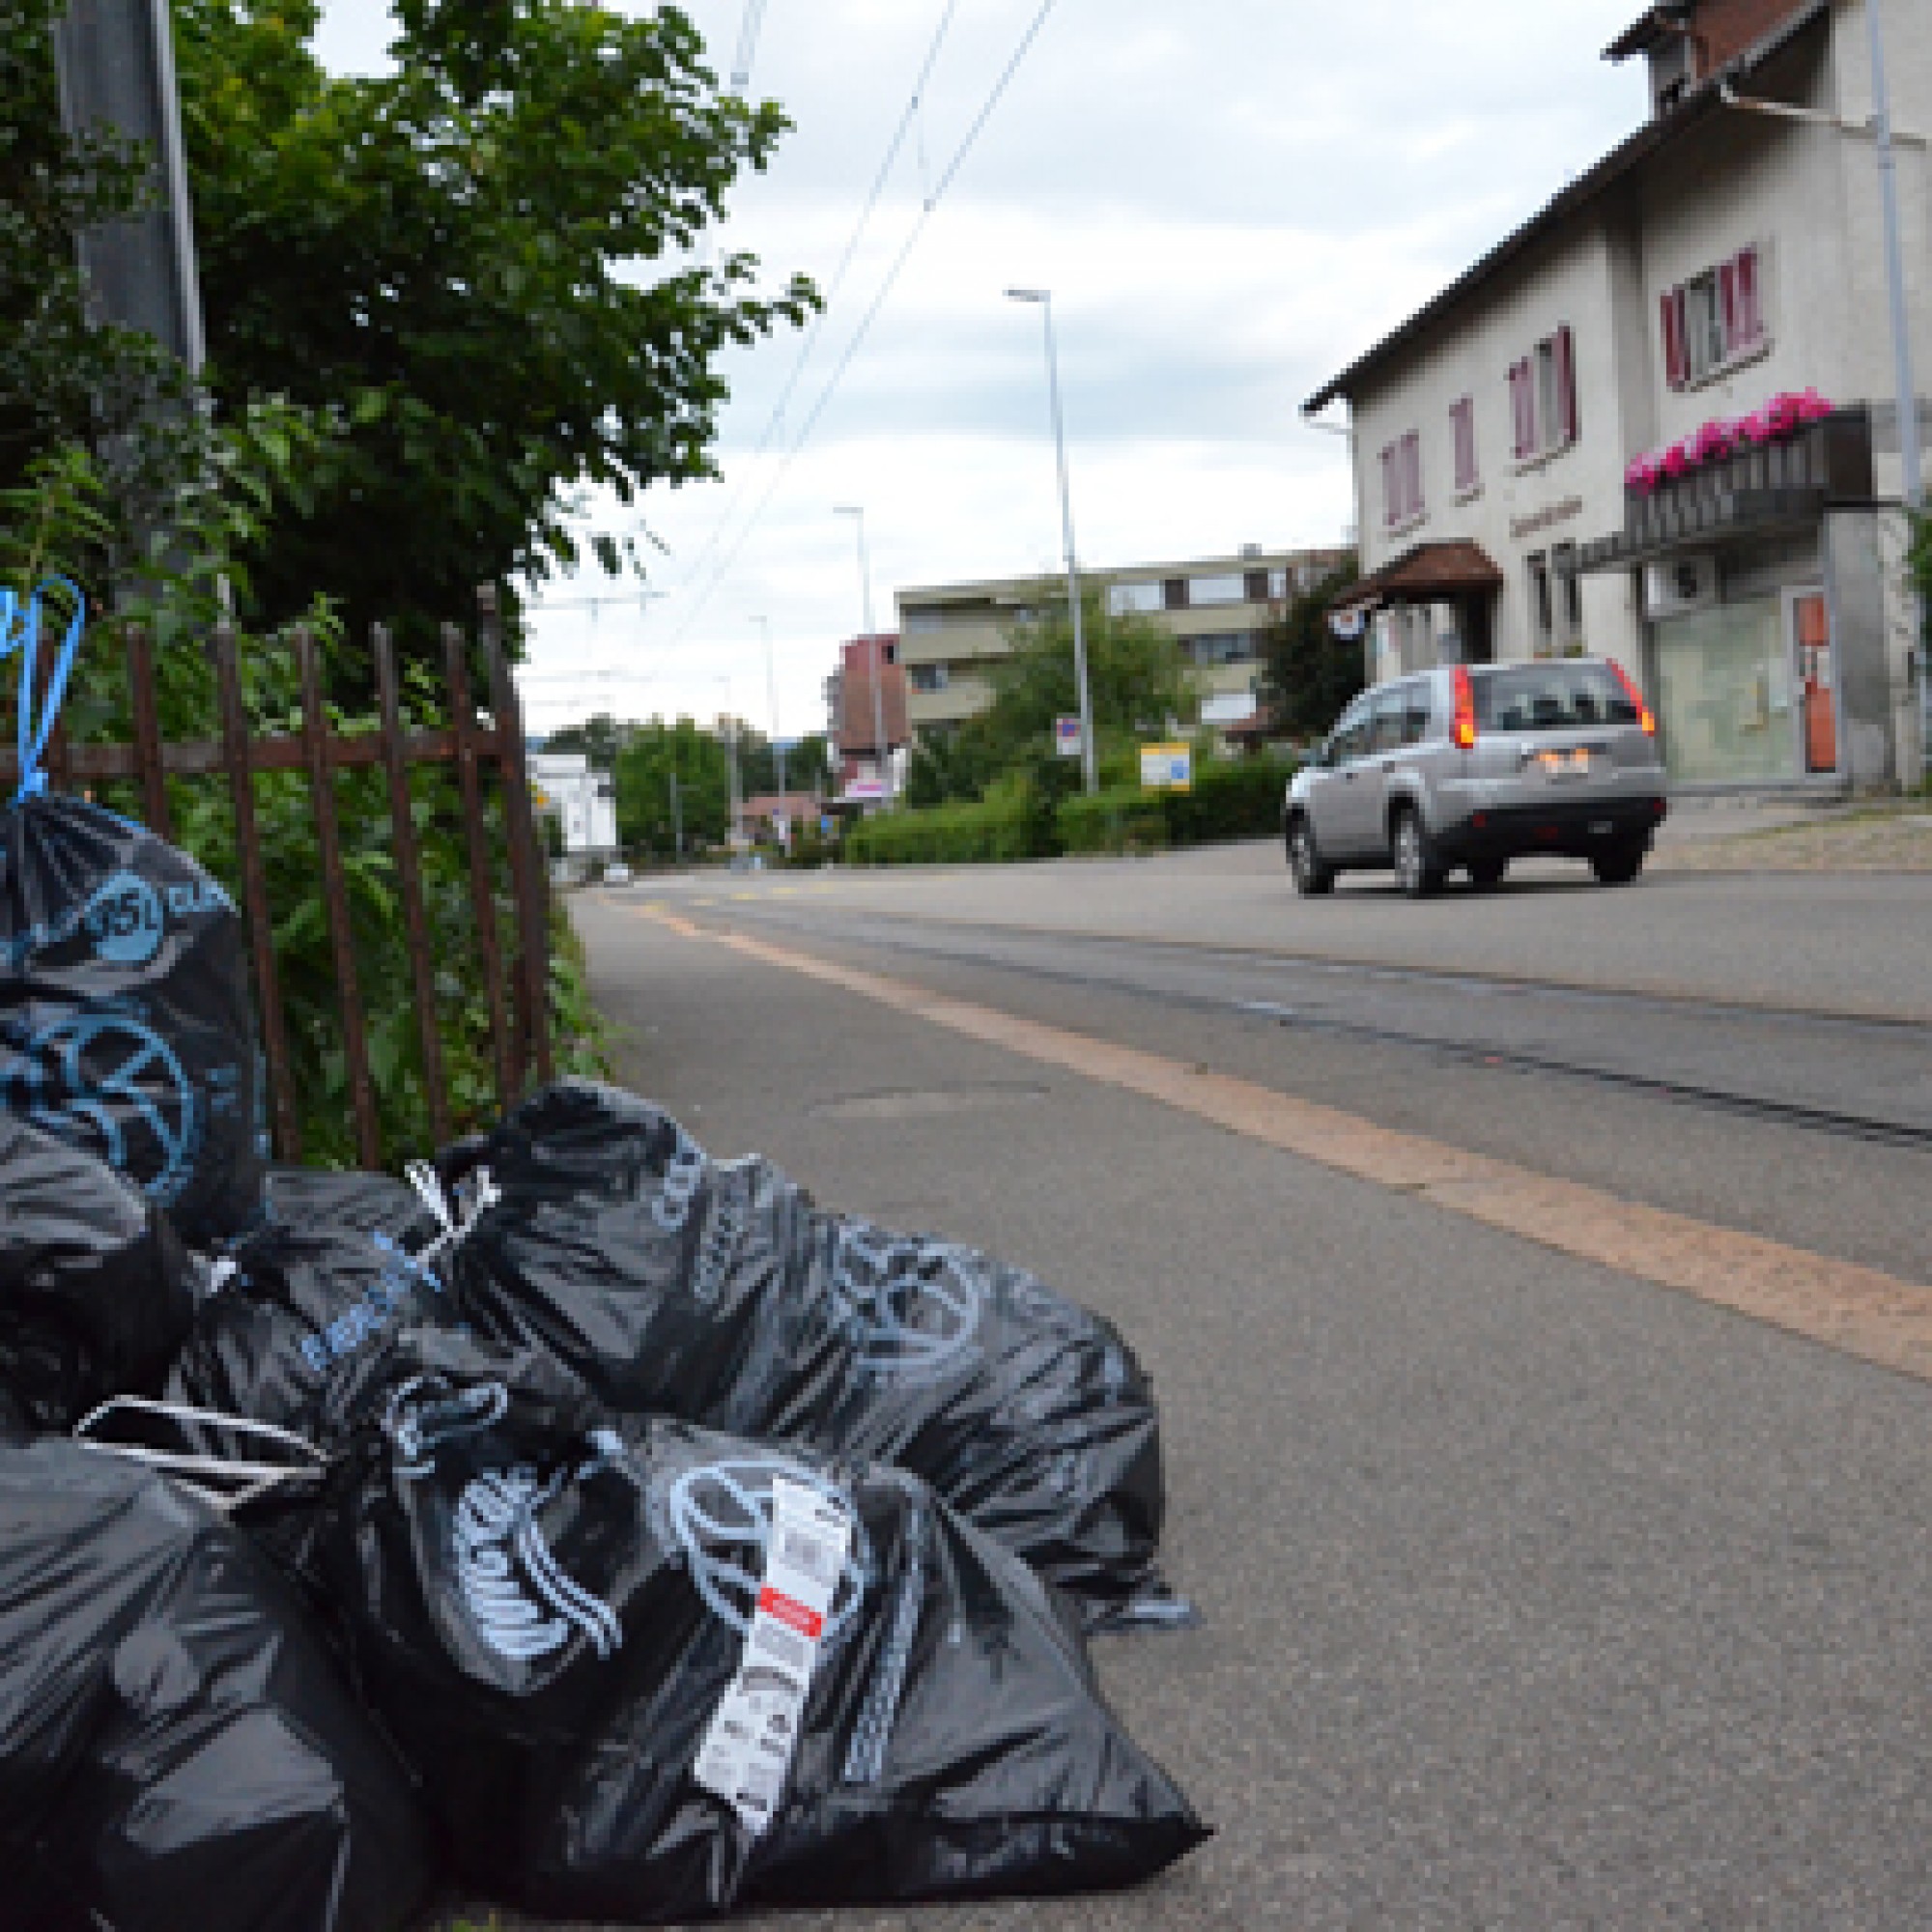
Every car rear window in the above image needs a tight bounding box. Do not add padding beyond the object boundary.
[1470,664,1639,733]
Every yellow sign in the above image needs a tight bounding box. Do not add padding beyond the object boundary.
[1140,743,1193,793]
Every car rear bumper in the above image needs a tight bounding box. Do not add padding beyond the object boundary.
[1435,795,1668,864]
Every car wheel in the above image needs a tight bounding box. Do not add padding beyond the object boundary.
[1392,808,1444,899]
[1591,841,1646,886]
[1467,858,1507,892]
[1287,816,1336,896]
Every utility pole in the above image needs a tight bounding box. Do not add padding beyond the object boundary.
[756,613,787,838]
[52,0,206,372]
[1007,288,1097,795]
[1864,0,1928,772]
[835,507,891,810]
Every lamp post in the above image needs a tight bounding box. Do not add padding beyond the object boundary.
[754,613,787,836]
[1006,287,1096,796]
[834,506,891,810]
[1864,0,1928,772]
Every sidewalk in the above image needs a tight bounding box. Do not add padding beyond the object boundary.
[1653,794,1932,872]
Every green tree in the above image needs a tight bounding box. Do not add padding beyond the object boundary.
[543,713,634,768]
[1257,560,1365,741]
[613,718,730,858]
[171,0,815,648]
[916,589,1195,805]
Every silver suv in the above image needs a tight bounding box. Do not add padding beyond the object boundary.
[1283,659,1668,897]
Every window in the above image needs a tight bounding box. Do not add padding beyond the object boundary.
[1107,581,1164,616]
[1662,246,1766,387]
[1471,664,1639,733]
[908,663,951,694]
[1553,543,1583,646]
[1380,430,1424,527]
[1243,569,1272,604]
[1368,687,1408,754]
[1527,552,1554,654]
[1508,327,1577,463]
[1182,632,1256,668]
[1401,682,1435,746]
[1163,579,1188,611]
[1450,395,1480,495]
[902,609,946,636]
[1329,695,1375,765]
[1190,573,1246,607]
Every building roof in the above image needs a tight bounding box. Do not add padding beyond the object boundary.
[1301,0,1830,415]
[1331,539,1504,615]
[1605,6,1686,62]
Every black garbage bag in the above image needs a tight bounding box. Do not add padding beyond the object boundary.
[440,1081,1172,1622]
[166,1210,455,1452]
[0,787,268,1246]
[0,1435,433,1931]
[318,1325,1206,1922]
[0,1114,199,1431]
[262,1163,443,1249]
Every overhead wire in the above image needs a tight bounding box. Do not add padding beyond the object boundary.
[663,0,1062,652]
[663,0,963,621]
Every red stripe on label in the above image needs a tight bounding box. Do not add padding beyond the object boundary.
[758,1587,824,1640]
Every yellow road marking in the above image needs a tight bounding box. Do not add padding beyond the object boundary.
[641,908,1932,1383]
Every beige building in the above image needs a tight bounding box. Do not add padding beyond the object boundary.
[1305,0,1932,792]
[895,545,1353,740]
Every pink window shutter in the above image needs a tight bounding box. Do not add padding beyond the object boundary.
[1380,446,1397,526]
[1406,433,1423,516]
[1661,290,1687,389]
[1719,260,1740,355]
[1508,362,1526,459]
[1556,327,1578,444]
[1735,247,1762,345]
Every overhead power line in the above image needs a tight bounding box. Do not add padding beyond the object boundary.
[665,0,1062,653]
[668,0,962,619]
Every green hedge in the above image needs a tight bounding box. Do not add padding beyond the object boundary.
[1057,785,1169,854]
[844,756,1297,867]
[844,791,1048,867]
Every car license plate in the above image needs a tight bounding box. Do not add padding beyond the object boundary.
[1535,749,1593,777]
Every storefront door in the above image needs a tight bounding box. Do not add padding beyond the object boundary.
[1788,587,1836,775]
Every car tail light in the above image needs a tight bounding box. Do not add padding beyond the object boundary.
[1452,666,1478,751]
[1610,661,1657,737]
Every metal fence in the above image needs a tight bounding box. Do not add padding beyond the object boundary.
[0,585,551,1168]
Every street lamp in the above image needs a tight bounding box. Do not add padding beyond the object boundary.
[754,613,788,840]
[1007,286,1097,795]
[834,506,891,810]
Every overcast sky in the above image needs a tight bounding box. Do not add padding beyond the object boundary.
[311,0,1650,737]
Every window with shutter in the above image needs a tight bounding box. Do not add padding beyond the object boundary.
[1733,246,1763,348]
[1662,289,1688,389]
[1402,432,1423,518]
[1380,446,1398,527]
[1451,396,1478,493]
[1555,327,1578,446]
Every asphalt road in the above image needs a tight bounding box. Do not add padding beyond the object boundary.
[549,850,1932,1928]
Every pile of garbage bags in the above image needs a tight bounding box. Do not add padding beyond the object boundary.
[0,616,1204,1924]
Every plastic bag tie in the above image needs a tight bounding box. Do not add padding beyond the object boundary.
[73,1394,327,1515]
[407,1158,501,1267]
[0,577,87,805]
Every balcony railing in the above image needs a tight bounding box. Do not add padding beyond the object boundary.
[1579,407,1874,573]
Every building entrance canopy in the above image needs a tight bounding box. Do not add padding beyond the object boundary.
[1331,540,1505,617]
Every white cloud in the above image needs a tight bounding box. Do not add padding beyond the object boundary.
[309,0,1650,735]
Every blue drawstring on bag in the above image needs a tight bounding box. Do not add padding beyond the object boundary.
[0,577,87,805]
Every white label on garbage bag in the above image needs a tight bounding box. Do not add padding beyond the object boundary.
[694,1475,853,1835]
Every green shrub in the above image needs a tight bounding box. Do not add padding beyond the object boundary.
[1056,785,1169,855]
[1160,755,1295,846]
[844,786,1050,867]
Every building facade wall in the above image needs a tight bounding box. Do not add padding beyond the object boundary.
[1332,0,1931,785]
[895,549,1350,738]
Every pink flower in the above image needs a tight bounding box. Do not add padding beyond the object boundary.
[1662,442,1690,479]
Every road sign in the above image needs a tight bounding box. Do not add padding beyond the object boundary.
[1140,743,1193,793]
[1055,715,1083,758]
